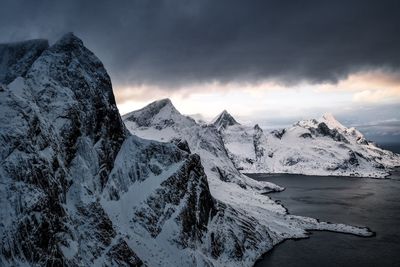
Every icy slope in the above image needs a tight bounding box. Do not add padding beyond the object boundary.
[0,33,142,266]
[123,99,278,192]
[124,100,373,266]
[219,112,400,177]
[0,33,373,267]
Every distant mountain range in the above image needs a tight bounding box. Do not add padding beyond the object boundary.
[213,111,400,178]
[126,100,400,179]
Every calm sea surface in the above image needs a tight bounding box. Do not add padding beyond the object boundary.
[248,165,400,267]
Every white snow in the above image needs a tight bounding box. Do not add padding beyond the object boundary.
[220,112,400,178]
[122,100,374,266]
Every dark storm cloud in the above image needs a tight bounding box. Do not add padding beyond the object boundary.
[1,0,400,87]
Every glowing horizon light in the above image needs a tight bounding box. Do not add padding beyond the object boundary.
[115,69,400,124]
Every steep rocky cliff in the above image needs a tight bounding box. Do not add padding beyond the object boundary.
[0,34,372,267]
[0,33,142,266]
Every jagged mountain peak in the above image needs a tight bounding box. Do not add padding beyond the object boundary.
[47,32,102,65]
[152,97,175,109]
[126,98,179,117]
[56,32,83,46]
[322,112,336,121]
[321,112,346,130]
[40,32,88,58]
[212,109,239,129]
[254,124,262,131]
[295,113,347,132]
[123,98,189,128]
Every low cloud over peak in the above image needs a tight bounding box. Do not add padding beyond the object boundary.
[1,0,400,88]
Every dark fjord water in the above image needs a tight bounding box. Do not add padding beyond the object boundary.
[248,170,400,267]
[379,142,400,154]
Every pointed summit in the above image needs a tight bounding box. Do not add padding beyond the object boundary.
[153,98,175,109]
[321,112,346,131]
[212,110,239,130]
[123,98,182,127]
[48,33,100,63]
[55,32,84,47]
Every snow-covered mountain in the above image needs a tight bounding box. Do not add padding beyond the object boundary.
[123,99,373,265]
[0,34,372,267]
[0,33,144,266]
[123,99,279,192]
[217,111,400,178]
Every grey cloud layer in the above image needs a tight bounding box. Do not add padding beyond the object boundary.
[1,0,400,87]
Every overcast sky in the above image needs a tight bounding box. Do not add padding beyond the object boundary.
[1,0,399,142]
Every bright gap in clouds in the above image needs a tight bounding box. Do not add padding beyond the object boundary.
[115,70,400,143]
[116,69,400,124]
[116,82,345,119]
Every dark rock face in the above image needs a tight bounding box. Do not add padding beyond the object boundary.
[0,39,49,84]
[357,136,369,145]
[212,110,239,130]
[272,129,286,139]
[171,138,192,154]
[299,132,313,139]
[128,152,216,241]
[348,151,359,166]
[284,157,303,166]
[253,124,265,160]
[171,154,216,247]
[326,150,360,171]
[0,33,135,266]
[105,239,143,266]
[206,203,273,262]
[312,122,349,143]
[212,166,233,183]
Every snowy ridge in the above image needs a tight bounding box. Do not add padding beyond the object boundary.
[123,100,373,266]
[0,34,373,267]
[124,101,280,192]
[220,112,400,178]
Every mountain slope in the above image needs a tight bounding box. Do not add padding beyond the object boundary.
[0,33,142,266]
[220,112,400,177]
[123,99,373,266]
[0,34,373,267]
[0,34,279,267]
[123,99,280,192]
